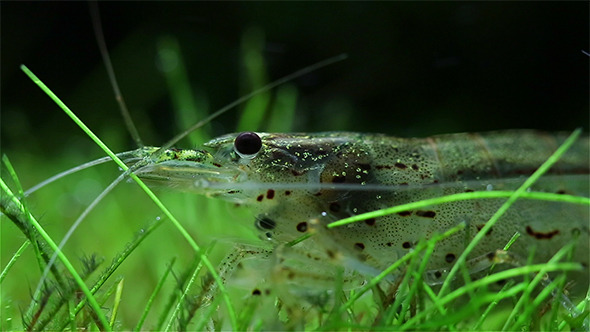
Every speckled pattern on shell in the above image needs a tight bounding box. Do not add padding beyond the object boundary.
[136,130,589,287]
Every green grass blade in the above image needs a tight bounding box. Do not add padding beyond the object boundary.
[471,281,514,330]
[157,35,211,146]
[67,298,77,332]
[422,282,447,315]
[558,292,590,331]
[164,255,206,332]
[109,278,125,328]
[393,242,437,325]
[1,156,72,326]
[501,242,580,331]
[340,222,465,313]
[134,258,176,332]
[50,215,163,330]
[0,240,30,284]
[437,128,583,299]
[401,262,580,330]
[20,64,239,330]
[0,177,111,330]
[267,84,298,132]
[1,155,27,203]
[328,190,589,228]
[237,27,270,132]
[32,171,127,310]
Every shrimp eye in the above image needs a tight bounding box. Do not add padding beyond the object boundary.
[234,132,262,159]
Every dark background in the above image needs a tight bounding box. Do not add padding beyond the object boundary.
[2,2,588,159]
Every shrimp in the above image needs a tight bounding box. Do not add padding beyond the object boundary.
[3,3,589,329]
[128,130,589,309]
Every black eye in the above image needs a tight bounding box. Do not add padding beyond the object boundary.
[234,132,262,159]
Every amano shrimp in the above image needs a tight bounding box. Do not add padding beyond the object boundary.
[5,4,588,328]
[128,130,589,305]
[10,57,589,330]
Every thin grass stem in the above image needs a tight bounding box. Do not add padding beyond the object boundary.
[0,177,111,330]
[20,64,239,330]
[164,256,205,331]
[109,278,125,328]
[134,258,176,332]
[328,190,588,228]
[0,240,30,284]
[53,216,164,331]
[437,128,583,299]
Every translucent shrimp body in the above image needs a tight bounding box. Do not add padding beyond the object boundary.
[130,130,589,289]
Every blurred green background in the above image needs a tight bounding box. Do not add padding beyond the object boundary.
[1,2,588,329]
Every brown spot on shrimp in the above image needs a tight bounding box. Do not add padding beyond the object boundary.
[286,270,296,280]
[376,165,393,170]
[296,222,308,232]
[326,250,336,259]
[476,224,493,236]
[416,210,436,218]
[394,162,407,169]
[526,226,560,239]
[445,253,456,263]
[358,163,371,171]
[329,202,341,212]
[332,175,346,183]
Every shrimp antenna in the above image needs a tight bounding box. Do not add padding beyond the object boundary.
[24,150,139,195]
[156,53,348,155]
[89,1,144,148]
[24,156,112,196]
